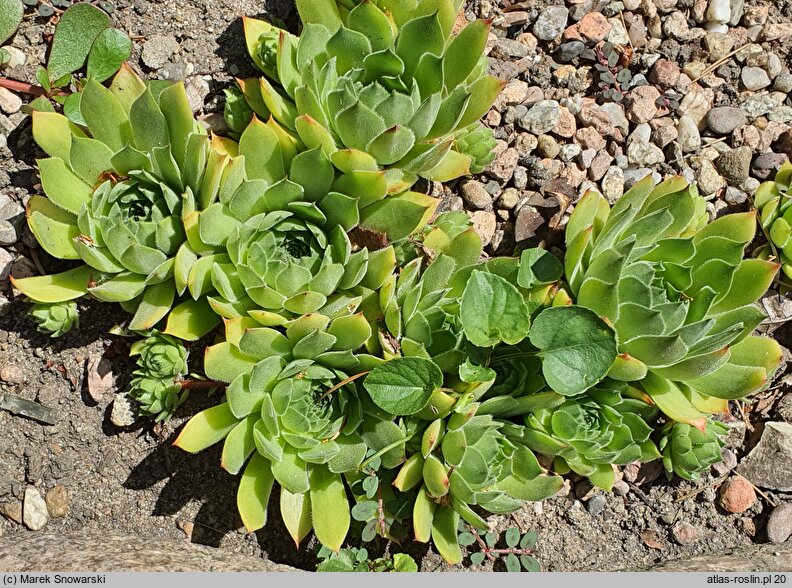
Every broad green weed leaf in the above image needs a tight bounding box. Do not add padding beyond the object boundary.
[460,271,530,347]
[529,306,617,396]
[47,3,111,81]
[363,356,442,415]
[86,28,132,83]
[0,0,23,46]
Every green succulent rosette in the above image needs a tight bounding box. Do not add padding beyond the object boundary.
[511,384,660,490]
[11,66,254,338]
[755,161,792,285]
[565,175,783,429]
[659,419,728,481]
[174,305,389,551]
[236,0,500,220]
[130,330,188,379]
[27,300,79,337]
[128,375,185,422]
[389,401,562,565]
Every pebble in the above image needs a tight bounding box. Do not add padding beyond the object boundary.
[23,486,49,531]
[706,0,730,25]
[461,181,492,210]
[142,34,180,70]
[741,67,771,91]
[537,135,561,159]
[110,394,137,427]
[626,86,661,124]
[570,12,612,43]
[707,107,747,134]
[495,80,529,110]
[704,32,734,62]
[752,153,789,181]
[487,147,518,183]
[774,73,792,94]
[514,205,544,242]
[0,88,22,115]
[612,480,630,496]
[627,134,665,167]
[586,494,607,516]
[519,100,561,135]
[553,107,578,138]
[671,521,703,545]
[649,59,681,89]
[0,501,23,524]
[718,476,757,513]
[766,503,792,544]
[676,116,702,153]
[601,166,625,202]
[497,188,519,209]
[533,6,569,41]
[715,147,752,185]
[697,159,726,195]
[712,448,738,476]
[0,363,24,384]
[44,486,69,518]
[762,23,792,42]
[556,41,586,63]
[469,211,496,247]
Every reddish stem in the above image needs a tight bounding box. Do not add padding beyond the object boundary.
[0,77,47,97]
[180,379,226,390]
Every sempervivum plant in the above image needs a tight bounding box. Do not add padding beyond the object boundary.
[513,384,660,490]
[755,161,792,285]
[393,406,562,565]
[565,175,783,428]
[173,306,386,551]
[27,300,79,337]
[659,420,728,481]
[239,0,500,187]
[12,66,242,336]
[128,330,189,421]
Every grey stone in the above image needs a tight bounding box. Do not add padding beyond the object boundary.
[23,487,48,531]
[586,494,607,516]
[460,181,492,210]
[741,94,778,119]
[707,107,747,134]
[519,100,561,135]
[715,146,752,185]
[0,531,299,571]
[724,186,748,205]
[142,34,179,70]
[0,88,22,114]
[677,115,702,153]
[533,6,569,41]
[775,73,792,94]
[766,503,792,544]
[752,153,789,181]
[736,422,792,491]
[556,41,586,62]
[627,138,665,167]
[741,66,771,90]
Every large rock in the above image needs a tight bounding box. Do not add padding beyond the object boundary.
[0,532,300,572]
[736,422,792,491]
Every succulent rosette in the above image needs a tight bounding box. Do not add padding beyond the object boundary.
[130,330,188,378]
[755,161,792,284]
[128,375,185,422]
[388,401,562,565]
[27,300,79,337]
[565,175,783,429]
[237,0,500,199]
[174,287,391,550]
[512,385,660,489]
[11,66,247,336]
[659,420,729,481]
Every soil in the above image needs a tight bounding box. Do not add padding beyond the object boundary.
[1,0,791,573]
